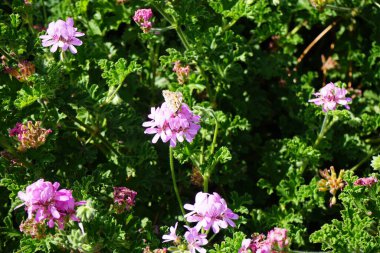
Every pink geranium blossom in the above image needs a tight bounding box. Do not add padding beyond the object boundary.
[309,82,352,112]
[113,187,137,212]
[240,228,290,253]
[162,222,180,244]
[184,226,208,253]
[238,238,252,253]
[142,92,201,147]
[133,9,153,33]
[40,17,84,54]
[184,192,239,234]
[17,179,85,230]
[354,177,378,187]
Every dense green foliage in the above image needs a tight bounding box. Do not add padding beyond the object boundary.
[0,0,379,252]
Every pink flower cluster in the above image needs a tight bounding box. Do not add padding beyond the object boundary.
[113,187,137,213]
[17,179,85,230]
[184,192,239,233]
[309,82,352,112]
[143,100,201,147]
[40,17,84,54]
[133,9,153,33]
[173,61,191,84]
[162,192,237,253]
[239,228,290,253]
[354,177,378,187]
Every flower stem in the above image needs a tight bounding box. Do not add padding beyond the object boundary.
[314,112,330,147]
[350,145,380,171]
[169,147,187,219]
[203,119,219,192]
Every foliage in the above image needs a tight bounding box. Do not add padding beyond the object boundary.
[0,0,379,252]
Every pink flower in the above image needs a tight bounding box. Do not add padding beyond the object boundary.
[143,92,201,147]
[9,121,52,151]
[354,177,378,187]
[113,187,137,213]
[40,17,84,54]
[309,82,352,112]
[17,179,85,230]
[238,239,252,253]
[184,226,208,253]
[266,227,289,251]
[9,123,24,140]
[162,222,180,244]
[184,192,239,234]
[250,234,271,253]
[133,9,153,33]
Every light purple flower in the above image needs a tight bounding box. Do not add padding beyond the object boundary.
[238,238,252,253]
[184,226,208,253]
[184,192,239,234]
[143,94,201,147]
[40,17,84,54]
[133,9,153,33]
[354,177,378,187]
[162,222,180,244]
[17,179,85,230]
[309,82,352,112]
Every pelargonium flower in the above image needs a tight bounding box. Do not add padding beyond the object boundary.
[317,166,345,207]
[162,222,180,244]
[143,91,201,147]
[354,177,378,187]
[184,192,239,234]
[113,187,137,213]
[238,238,252,253]
[9,121,52,151]
[184,226,208,253]
[133,9,153,33]
[266,228,290,251]
[40,17,84,54]
[17,179,85,230]
[249,234,272,253]
[309,82,352,112]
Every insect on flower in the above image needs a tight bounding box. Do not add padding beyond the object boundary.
[162,90,184,113]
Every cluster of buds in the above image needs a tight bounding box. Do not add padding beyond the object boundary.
[133,9,153,33]
[9,121,52,151]
[2,56,35,82]
[113,187,137,213]
[318,166,345,207]
[173,61,191,84]
[19,218,46,239]
[354,177,378,187]
[239,228,290,253]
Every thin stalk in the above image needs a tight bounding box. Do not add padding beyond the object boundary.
[169,147,187,220]
[207,233,218,244]
[63,111,121,157]
[314,113,329,147]
[203,119,219,192]
[350,146,380,171]
[105,83,123,104]
[297,21,337,64]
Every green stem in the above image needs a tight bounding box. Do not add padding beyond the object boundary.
[203,118,219,192]
[350,146,380,171]
[314,113,331,147]
[105,83,123,104]
[63,111,121,157]
[169,147,187,220]
[207,232,218,244]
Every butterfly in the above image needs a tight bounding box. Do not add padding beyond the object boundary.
[162,90,183,113]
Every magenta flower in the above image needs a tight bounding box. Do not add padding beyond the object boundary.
[143,92,201,147]
[162,222,180,244]
[184,226,208,253]
[9,123,24,140]
[17,179,85,230]
[40,17,84,54]
[133,9,153,33]
[354,177,378,187]
[309,82,352,112]
[113,187,137,213]
[184,192,239,234]
[238,238,252,253]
